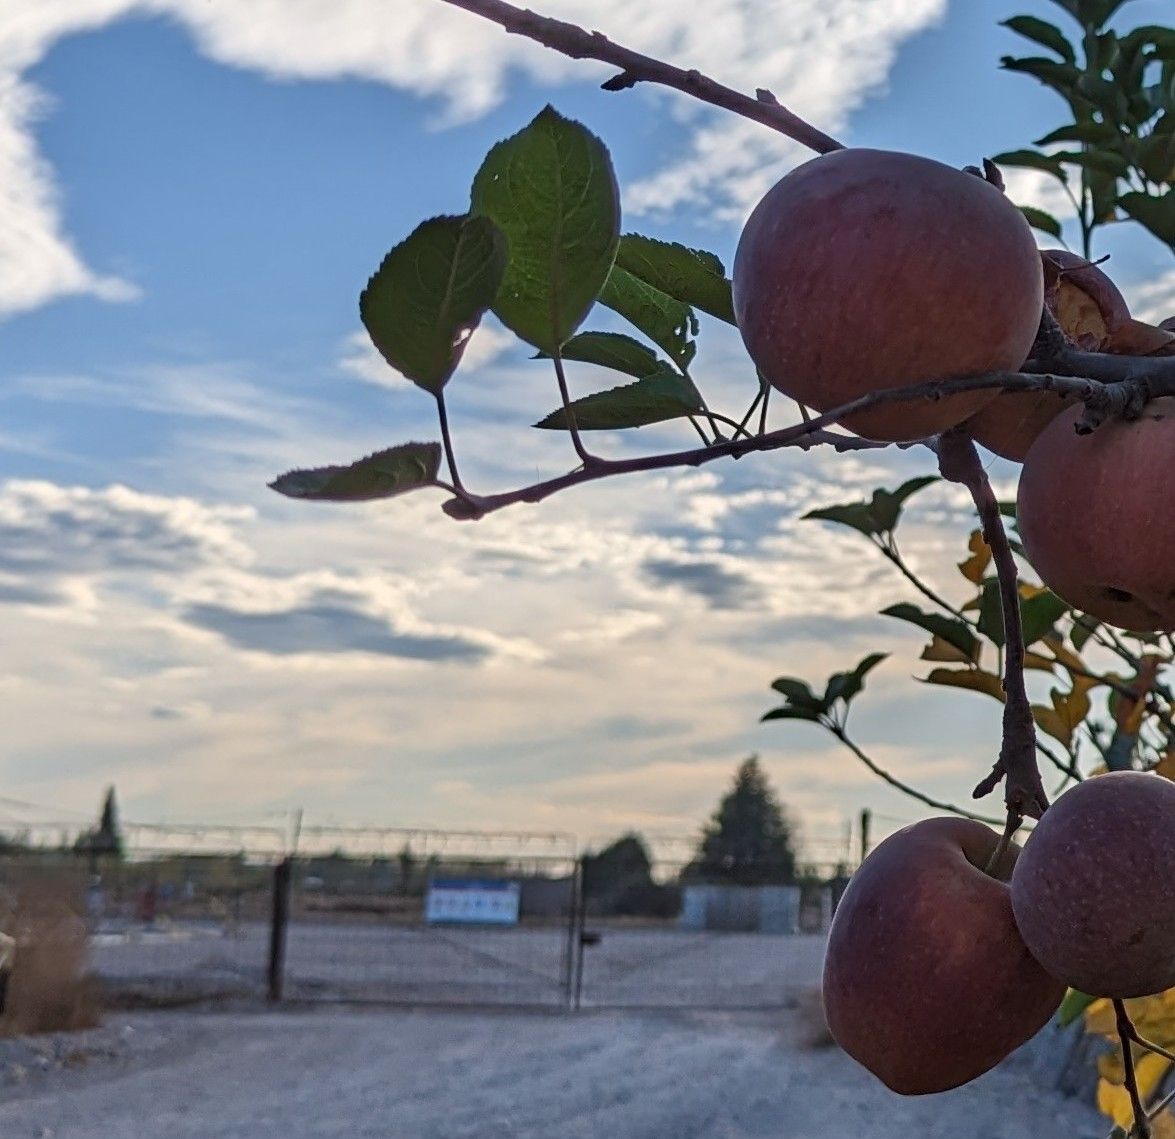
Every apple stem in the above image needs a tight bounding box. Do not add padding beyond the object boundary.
[983,812,1022,878]
[1115,999,1154,1139]
[936,428,1048,819]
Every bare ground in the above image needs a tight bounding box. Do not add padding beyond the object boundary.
[0,1005,1105,1139]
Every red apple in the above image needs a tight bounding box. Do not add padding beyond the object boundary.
[1011,772,1175,998]
[1017,397,1175,632]
[732,149,1043,442]
[967,249,1129,461]
[822,817,1065,1095]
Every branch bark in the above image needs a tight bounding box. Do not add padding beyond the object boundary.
[935,429,1048,819]
[435,0,845,154]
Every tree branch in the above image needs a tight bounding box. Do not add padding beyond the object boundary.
[440,369,1110,520]
[935,429,1048,819]
[435,0,846,155]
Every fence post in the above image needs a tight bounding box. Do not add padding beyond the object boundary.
[268,857,292,1003]
[572,856,588,1012]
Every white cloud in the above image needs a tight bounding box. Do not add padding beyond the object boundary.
[2,0,948,316]
[1126,268,1175,325]
[999,166,1076,239]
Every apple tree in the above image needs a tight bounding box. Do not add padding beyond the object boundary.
[271,0,1175,1132]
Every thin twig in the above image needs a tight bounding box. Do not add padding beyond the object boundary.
[826,724,1002,824]
[878,539,973,624]
[441,368,1108,520]
[936,429,1047,819]
[435,0,845,155]
[1117,999,1155,1139]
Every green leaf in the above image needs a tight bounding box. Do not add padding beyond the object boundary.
[359,215,507,395]
[269,442,442,502]
[545,331,669,379]
[761,705,825,724]
[1136,128,1175,183]
[823,653,888,707]
[990,149,1071,183]
[998,57,1083,102]
[1119,190,1175,247]
[600,265,698,370]
[880,604,980,661]
[1002,16,1076,62]
[470,106,621,353]
[1017,206,1064,238]
[769,677,828,713]
[802,476,938,539]
[977,580,1006,647]
[922,668,1007,703]
[1071,617,1097,652]
[614,235,735,324]
[1057,987,1097,1027]
[1033,122,1120,146]
[533,367,703,430]
[1077,0,1132,32]
[1021,589,1070,646]
[1056,147,1130,176]
[867,476,940,533]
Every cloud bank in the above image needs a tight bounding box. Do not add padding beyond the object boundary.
[1,0,946,316]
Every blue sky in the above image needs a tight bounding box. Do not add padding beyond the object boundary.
[1,0,1173,859]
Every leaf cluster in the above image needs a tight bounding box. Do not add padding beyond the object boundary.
[997,2,1175,251]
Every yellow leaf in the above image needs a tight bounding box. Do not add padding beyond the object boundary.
[1033,704,1075,749]
[1098,1077,1136,1127]
[920,635,974,665]
[1086,997,1116,1036]
[1135,1051,1170,1100]
[1023,651,1059,672]
[921,667,1006,702]
[958,529,992,584]
[1042,632,1089,676]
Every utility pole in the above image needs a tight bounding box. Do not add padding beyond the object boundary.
[859,808,872,865]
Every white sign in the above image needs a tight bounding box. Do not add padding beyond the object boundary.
[425,878,521,926]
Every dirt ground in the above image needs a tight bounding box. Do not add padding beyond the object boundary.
[0,1005,1105,1139]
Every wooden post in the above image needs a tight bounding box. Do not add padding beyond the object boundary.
[267,857,292,1003]
[859,808,872,865]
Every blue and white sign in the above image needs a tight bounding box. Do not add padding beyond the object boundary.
[425,878,521,926]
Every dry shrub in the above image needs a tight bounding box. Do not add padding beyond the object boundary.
[0,873,99,1037]
[795,985,838,1050]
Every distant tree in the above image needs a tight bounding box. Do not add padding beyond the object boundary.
[75,785,123,862]
[687,756,797,885]
[581,833,654,897]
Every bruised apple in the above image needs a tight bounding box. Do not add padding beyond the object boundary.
[822,817,1064,1095]
[1017,397,1175,631]
[967,250,1127,461]
[731,149,1043,442]
[1011,772,1175,998]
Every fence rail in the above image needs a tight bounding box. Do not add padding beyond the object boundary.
[2,850,845,1012]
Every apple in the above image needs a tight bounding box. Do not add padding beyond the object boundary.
[822,817,1065,1095]
[1011,772,1175,998]
[967,249,1127,461]
[732,149,1043,442]
[1017,397,1175,632]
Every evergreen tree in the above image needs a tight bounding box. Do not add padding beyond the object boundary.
[688,756,796,885]
[581,833,654,897]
